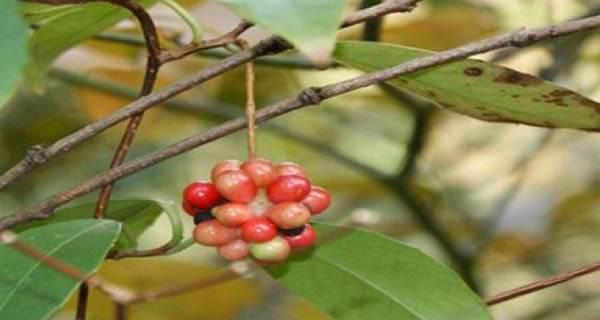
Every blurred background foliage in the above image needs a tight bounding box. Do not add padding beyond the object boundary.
[1,0,600,319]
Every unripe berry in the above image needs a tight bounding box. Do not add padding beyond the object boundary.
[301,186,331,215]
[284,224,316,249]
[211,159,242,182]
[267,175,311,203]
[274,162,306,178]
[218,239,250,261]
[183,182,222,210]
[193,220,237,247]
[214,170,257,203]
[193,211,214,225]
[241,218,277,243]
[250,236,290,262]
[213,203,253,227]
[182,200,198,216]
[241,158,275,187]
[266,202,311,229]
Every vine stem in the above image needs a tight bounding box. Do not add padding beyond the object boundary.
[485,261,600,305]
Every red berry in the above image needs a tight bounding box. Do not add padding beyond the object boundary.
[183,182,222,210]
[213,203,253,227]
[266,202,311,229]
[284,224,316,249]
[301,186,331,215]
[182,199,198,216]
[250,236,290,262]
[267,175,311,203]
[218,239,250,261]
[241,218,277,243]
[211,159,242,182]
[193,220,237,247]
[241,158,275,187]
[274,162,306,178]
[214,170,257,203]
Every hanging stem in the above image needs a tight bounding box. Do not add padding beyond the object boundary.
[240,40,257,159]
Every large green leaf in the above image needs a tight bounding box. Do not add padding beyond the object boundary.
[0,220,120,320]
[334,41,600,131]
[15,200,164,252]
[267,224,491,320]
[0,0,28,109]
[25,0,157,90]
[219,0,346,66]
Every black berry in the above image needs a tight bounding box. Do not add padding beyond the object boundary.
[193,211,214,224]
[279,225,306,236]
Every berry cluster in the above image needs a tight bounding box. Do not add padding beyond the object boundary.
[182,159,331,262]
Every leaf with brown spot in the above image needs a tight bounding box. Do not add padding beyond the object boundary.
[334,41,600,131]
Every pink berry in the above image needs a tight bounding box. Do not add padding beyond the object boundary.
[301,186,331,215]
[274,162,306,178]
[211,159,242,182]
[284,224,316,249]
[266,202,311,229]
[267,175,311,203]
[182,199,198,216]
[250,236,290,262]
[183,182,222,210]
[241,158,275,187]
[212,203,253,227]
[214,170,257,203]
[241,218,277,243]
[193,220,237,247]
[218,239,250,261]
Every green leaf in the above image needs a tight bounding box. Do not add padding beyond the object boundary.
[219,0,346,66]
[267,224,491,320]
[0,0,28,109]
[18,3,82,24]
[0,220,120,320]
[25,0,158,91]
[16,200,164,252]
[334,41,600,131]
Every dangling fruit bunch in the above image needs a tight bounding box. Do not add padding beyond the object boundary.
[182,159,331,263]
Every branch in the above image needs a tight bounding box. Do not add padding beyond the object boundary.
[3,13,600,230]
[0,0,419,192]
[485,261,600,306]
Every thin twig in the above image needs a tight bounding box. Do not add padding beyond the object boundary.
[129,269,239,304]
[160,21,252,63]
[359,0,385,42]
[0,230,135,303]
[93,32,318,69]
[0,0,420,192]
[94,0,163,219]
[76,283,89,320]
[115,303,128,320]
[485,261,600,305]
[2,14,600,230]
